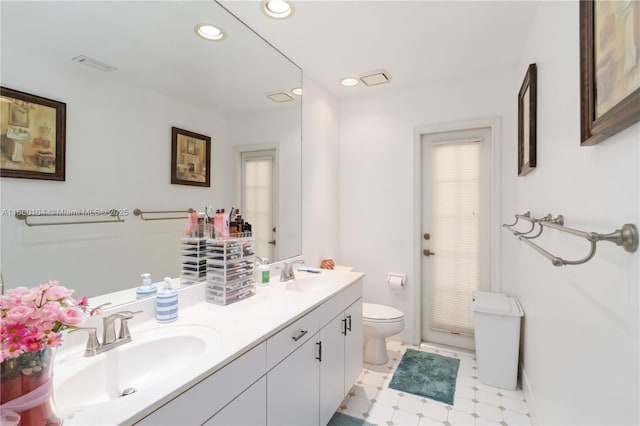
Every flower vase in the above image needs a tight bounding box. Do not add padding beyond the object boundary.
[0,348,61,426]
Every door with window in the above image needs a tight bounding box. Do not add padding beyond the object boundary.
[241,149,277,262]
[421,127,491,349]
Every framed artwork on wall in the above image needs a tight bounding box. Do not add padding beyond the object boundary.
[0,87,66,181]
[171,126,211,187]
[518,63,537,177]
[580,0,640,146]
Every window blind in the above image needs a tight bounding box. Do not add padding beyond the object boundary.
[428,139,481,336]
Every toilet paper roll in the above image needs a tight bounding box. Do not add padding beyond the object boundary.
[388,275,404,290]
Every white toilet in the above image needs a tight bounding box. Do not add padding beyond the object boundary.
[362,303,404,365]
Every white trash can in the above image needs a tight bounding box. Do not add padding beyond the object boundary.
[472,291,524,390]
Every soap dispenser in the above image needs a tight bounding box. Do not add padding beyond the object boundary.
[257,257,270,285]
[156,277,178,323]
[136,273,157,299]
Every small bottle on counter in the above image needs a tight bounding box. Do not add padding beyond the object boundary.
[213,209,222,238]
[136,273,157,299]
[221,209,230,238]
[257,258,270,285]
[156,277,178,323]
[235,209,244,235]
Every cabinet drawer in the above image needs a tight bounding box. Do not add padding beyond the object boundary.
[137,342,266,425]
[316,279,363,327]
[266,307,321,369]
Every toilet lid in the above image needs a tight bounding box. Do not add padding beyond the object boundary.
[363,303,403,321]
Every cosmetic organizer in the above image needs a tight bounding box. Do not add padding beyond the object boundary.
[205,237,256,305]
[180,237,208,285]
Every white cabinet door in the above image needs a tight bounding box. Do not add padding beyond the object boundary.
[319,314,346,426]
[267,335,320,426]
[204,376,266,426]
[344,299,363,393]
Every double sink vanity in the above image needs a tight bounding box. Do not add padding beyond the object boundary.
[54,268,364,425]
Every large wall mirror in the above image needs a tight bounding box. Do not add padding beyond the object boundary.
[0,1,302,304]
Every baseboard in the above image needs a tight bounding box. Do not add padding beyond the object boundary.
[419,341,475,357]
[521,365,540,425]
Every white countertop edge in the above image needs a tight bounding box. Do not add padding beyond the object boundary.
[55,270,365,425]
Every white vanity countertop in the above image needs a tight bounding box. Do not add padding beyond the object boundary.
[54,269,364,425]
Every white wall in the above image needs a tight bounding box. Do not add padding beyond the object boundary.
[510,2,639,424]
[301,75,341,267]
[1,45,227,297]
[339,68,516,343]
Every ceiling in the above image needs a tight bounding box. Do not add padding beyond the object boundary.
[219,0,540,99]
[1,1,301,117]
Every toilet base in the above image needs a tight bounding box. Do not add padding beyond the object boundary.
[363,336,388,365]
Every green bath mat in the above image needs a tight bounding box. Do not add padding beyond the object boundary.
[388,348,460,405]
[327,412,376,426]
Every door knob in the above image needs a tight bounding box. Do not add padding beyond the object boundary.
[268,240,276,245]
[423,249,435,256]
[423,233,431,240]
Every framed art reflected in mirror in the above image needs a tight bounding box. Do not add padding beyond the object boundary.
[518,63,537,177]
[171,126,211,187]
[0,87,66,181]
[580,0,640,146]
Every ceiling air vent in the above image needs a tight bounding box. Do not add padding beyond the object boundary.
[267,92,294,103]
[72,55,117,72]
[360,71,391,86]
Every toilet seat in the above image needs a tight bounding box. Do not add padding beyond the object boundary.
[363,303,404,323]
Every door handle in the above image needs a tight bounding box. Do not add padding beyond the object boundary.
[342,318,348,336]
[316,341,322,362]
[268,240,277,245]
[346,315,352,332]
[423,249,436,256]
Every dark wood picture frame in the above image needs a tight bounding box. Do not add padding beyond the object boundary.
[580,0,640,146]
[0,87,66,181]
[171,126,211,187]
[518,63,537,177]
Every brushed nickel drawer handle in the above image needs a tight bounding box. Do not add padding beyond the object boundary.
[292,330,308,342]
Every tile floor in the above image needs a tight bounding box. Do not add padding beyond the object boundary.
[337,340,532,426]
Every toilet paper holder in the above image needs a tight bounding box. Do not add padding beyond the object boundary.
[387,273,406,288]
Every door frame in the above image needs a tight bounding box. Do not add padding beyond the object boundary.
[411,117,502,346]
[235,143,280,259]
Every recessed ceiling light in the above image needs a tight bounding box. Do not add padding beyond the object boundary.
[195,23,226,41]
[291,87,303,96]
[261,0,294,19]
[340,77,359,87]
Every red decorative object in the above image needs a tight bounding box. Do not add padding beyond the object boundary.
[0,348,61,425]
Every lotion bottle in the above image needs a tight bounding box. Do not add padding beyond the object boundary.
[136,273,157,299]
[156,277,178,323]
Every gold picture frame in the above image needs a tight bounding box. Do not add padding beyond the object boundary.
[171,127,211,187]
[580,0,640,146]
[0,87,66,181]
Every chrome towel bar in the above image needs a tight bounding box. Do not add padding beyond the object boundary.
[133,208,194,221]
[15,210,125,227]
[504,212,638,266]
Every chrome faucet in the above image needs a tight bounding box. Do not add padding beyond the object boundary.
[279,259,305,282]
[72,310,142,357]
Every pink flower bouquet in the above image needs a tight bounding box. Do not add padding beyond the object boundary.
[0,280,88,425]
[1,280,87,361]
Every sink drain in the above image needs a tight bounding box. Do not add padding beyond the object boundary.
[122,387,137,397]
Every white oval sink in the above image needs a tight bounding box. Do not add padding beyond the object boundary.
[54,324,220,414]
[285,275,327,292]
